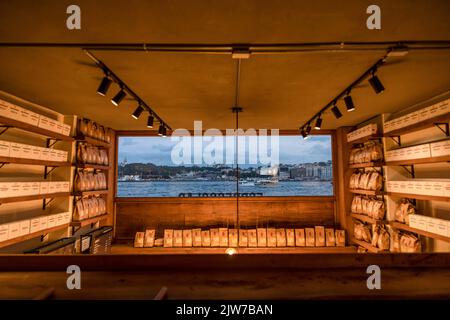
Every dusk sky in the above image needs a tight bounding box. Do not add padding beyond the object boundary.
[118,135,332,166]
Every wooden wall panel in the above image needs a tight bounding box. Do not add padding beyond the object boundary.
[115,197,336,239]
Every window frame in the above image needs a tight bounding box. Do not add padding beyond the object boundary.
[114,129,338,200]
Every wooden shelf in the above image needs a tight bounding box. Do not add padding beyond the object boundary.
[0,192,71,204]
[387,192,450,202]
[0,156,71,168]
[347,134,381,145]
[73,190,109,197]
[0,115,73,141]
[384,112,450,137]
[350,237,386,253]
[74,135,111,148]
[348,161,384,169]
[111,245,357,255]
[71,214,108,227]
[389,221,450,243]
[0,223,70,249]
[350,213,387,225]
[349,189,383,196]
[385,155,450,166]
[76,163,111,170]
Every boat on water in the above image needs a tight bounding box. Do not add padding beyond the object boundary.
[239,180,255,187]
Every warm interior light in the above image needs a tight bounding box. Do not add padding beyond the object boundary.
[111,89,126,106]
[158,124,164,136]
[97,76,112,96]
[132,105,144,119]
[314,117,322,130]
[225,247,237,255]
[300,129,309,140]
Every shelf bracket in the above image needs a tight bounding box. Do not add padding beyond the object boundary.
[401,165,415,178]
[0,126,10,136]
[0,163,6,169]
[46,138,60,149]
[42,197,55,210]
[44,166,57,179]
[434,122,449,136]
[389,136,401,147]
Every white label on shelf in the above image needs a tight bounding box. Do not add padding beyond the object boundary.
[435,219,448,237]
[19,220,30,236]
[8,104,23,121]
[0,224,9,242]
[39,182,48,195]
[430,140,450,158]
[0,182,12,198]
[0,140,10,157]
[31,146,42,160]
[7,221,21,240]
[47,215,56,228]
[62,124,71,136]
[9,142,24,158]
[0,101,10,118]
[30,218,40,233]
[10,182,23,197]
[38,216,48,231]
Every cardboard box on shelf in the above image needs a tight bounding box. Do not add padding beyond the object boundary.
[19,108,39,126]
[9,142,24,158]
[38,216,48,231]
[192,228,202,247]
[238,229,248,247]
[30,182,40,195]
[219,228,228,247]
[31,146,42,160]
[416,215,428,232]
[422,181,434,196]
[62,212,71,224]
[276,228,287,247]
[21,144,33,159]
[0,182,12,198]
[47,119,59,133]
[435,219,448,237]
[47,215,56,228]
[430,140,450,158]
[294,228,305,247]
[315,226,326,247]
[163,229,174,247]
[30,218,41,233]
[10,182,23,197]
[413,180,424,195]
[228,229,238,247]
[305,228,315,247]
[257,228,267,247]
[0,224,9,242]
[19,220,30,237]
[40,148,50,161]
[8,104,23,121]
[432,182,444,197]
[61,181,70,193]
[62,124,71,136]
[0,140,10,157]
[436,99,450,116]
[47,182,57,194]
[39,182,48,195]
[426,218,438,234]
[201,230,211,247]
[408,214,419,229]
[418,107,431,122]
[49,149,59,162]
[37,116,52,131]
[182,229,193,247]
[286,229,295,247]
[0,100,10,118]
[55,123,64,134]
[55,213,64,226]
[7,221,21,240]
[210,228,220,247]
[248,229,258,247]
[266,228,277,247]
[406,181,416,194]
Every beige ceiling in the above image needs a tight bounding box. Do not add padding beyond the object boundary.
[0,0,449,131]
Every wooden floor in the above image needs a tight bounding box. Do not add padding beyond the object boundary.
[1,268,450,299]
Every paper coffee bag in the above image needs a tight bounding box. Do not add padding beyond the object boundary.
[248,229,257,247]
[267,228,277,247]
[182,229,192,247]
[134,232,144,248]
[173,230,183,247]
[286,229,295,247]
[257,228,267,247]
[295,228,305,246]
[325,228,336,247]
[276,228,287,247]
[305,228,315,247]
[163,229,173,247]
[201,230,211,247]
[238,229,248,247]
[315,226,325,247]
[192,228,202,247]
[210,228,220,247]
[143,229,155,247]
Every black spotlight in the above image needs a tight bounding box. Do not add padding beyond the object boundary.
[147,115,154,128]
[132,104,144,119]
[111,89,126,106]
[369,74,385,94]
[344,95,355,112]
[314,117,322,130]
[162,126,168,138]
[331,104,343,119]
[305,124,312,135]
[97,76,112,96]
[300,129,309,140]
[158,124,164,136]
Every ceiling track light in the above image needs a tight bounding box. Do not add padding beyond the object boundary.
[132,104,144,119]
[158,124,164,136]
[344,94,355,112]
[97,76,112,96]
[147,115,154,128]
[369,72,385,94]
[300,129,309,140]
[305,123,312,135]
[314,117,322,130]
[331,103,343,119]
[111,88,126,106]
[162,126,168,138]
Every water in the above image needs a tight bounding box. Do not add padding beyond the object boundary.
[117,181,333,197]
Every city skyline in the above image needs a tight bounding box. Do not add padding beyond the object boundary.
[118,135,332,166]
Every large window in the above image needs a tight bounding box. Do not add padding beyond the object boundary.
[117,134,333,197]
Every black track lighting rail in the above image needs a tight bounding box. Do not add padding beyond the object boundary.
[84,50,172,131]
[1,41,450,53]
[299,52,389,136]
